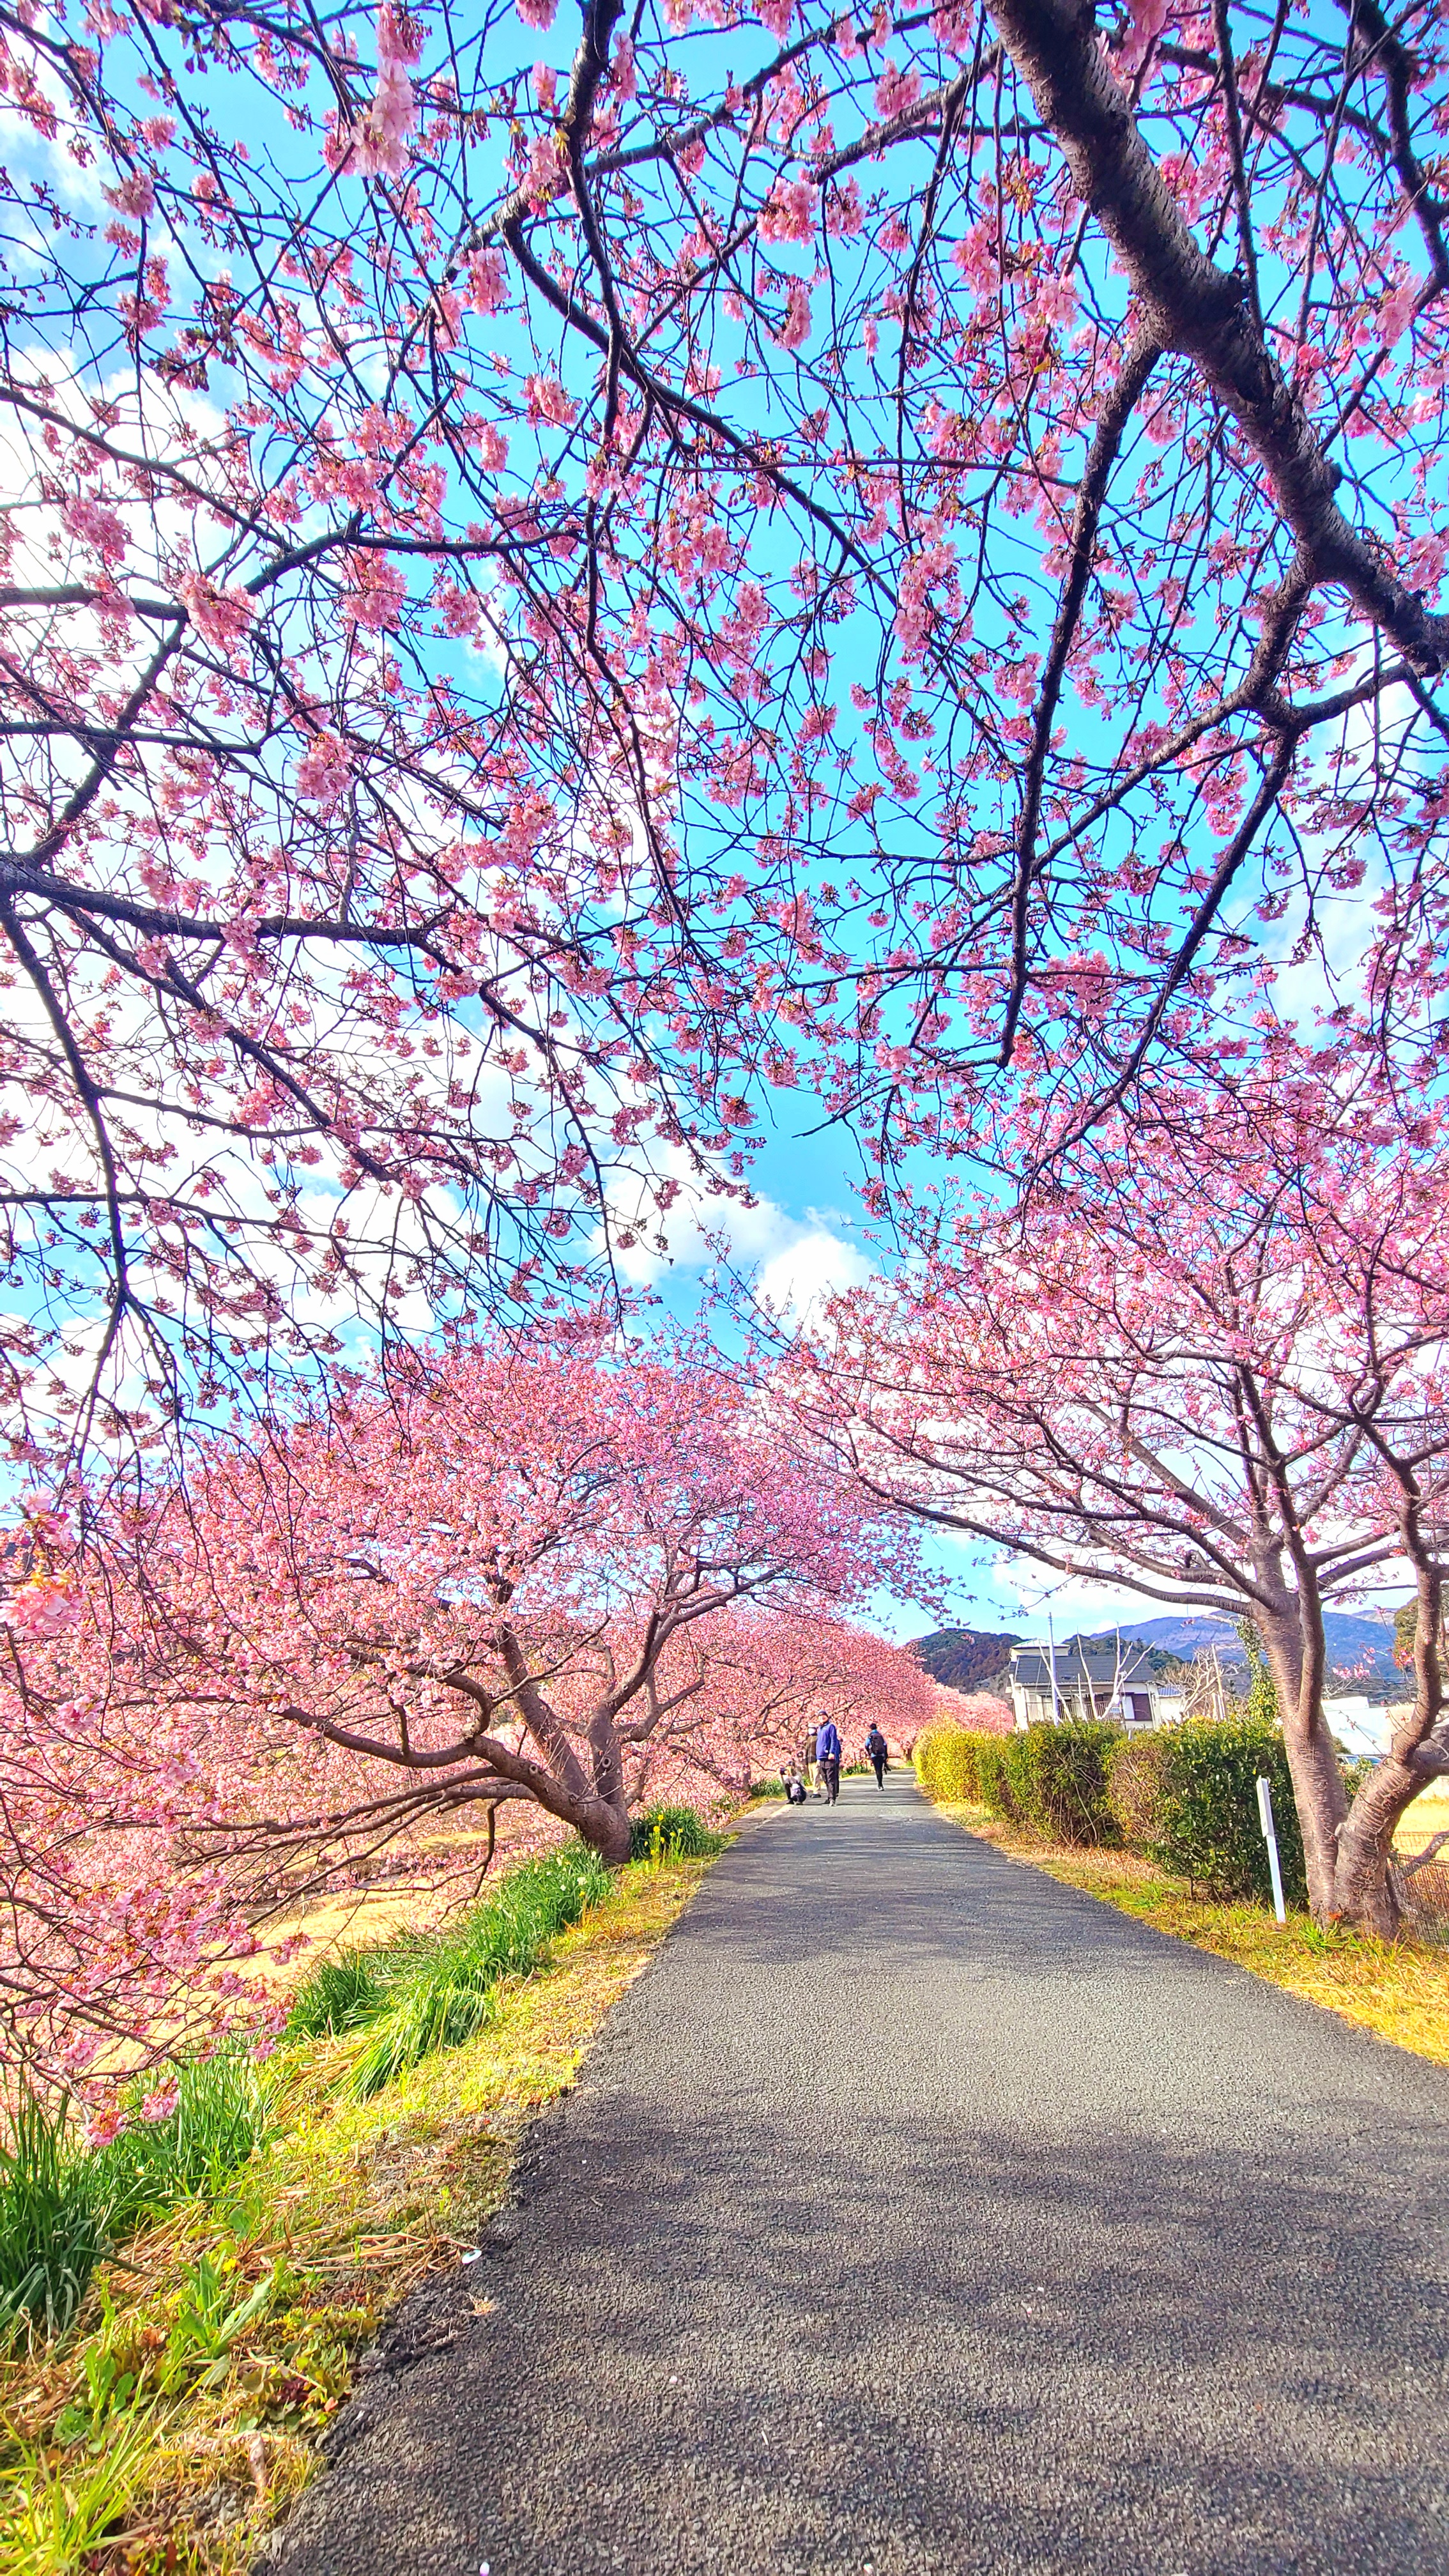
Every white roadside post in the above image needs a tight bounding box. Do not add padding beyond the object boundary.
[1256,1775,1287,1925]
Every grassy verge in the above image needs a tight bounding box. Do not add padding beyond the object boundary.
[932,1801,1449,2067]
[0,1850,710,2576]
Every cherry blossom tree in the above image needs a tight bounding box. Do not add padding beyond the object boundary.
[789,1054,1449,1933]
[6,0,1449,1459]
[930,1683,1015,1736]
[1,1322,915,2068]
[0,1496,268,2085]
[626,1604,937,1802]
[45,1320,896,1835]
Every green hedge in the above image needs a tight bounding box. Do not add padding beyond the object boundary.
[916,1721,1121,1846]
[1009,1722,1122,1846]
[914,1725,1000,1804]
[1112,1717,1307,1904]
[975,1736,1022,1823]
[1107,1730,1165,1844]
[922,1712,1315,1908]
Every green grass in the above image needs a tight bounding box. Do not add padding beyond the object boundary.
[286,1839,613,2099]
[627,1804,726,1861]
[93,2051,273,2219]
[0,1851,716,2576]
[282,1943,400,2041]
[0,2052,271,2350]
[1,1836,643,2359]
[0,2095,112,2347]
[3,2398,157,2573]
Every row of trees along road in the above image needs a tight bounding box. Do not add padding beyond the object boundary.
[3,0,1449,2064]
[788,1038,1449,1938]
[1,1326,931,2081]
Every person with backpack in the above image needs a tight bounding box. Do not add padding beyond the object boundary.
[865,1723,889,1790]
[815,1717,843,1805]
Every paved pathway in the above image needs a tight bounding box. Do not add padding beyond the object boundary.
[277,1777,1449,2576]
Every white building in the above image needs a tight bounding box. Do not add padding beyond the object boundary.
[1323,1697,1412,1761]
[1008,1637,1184,1731]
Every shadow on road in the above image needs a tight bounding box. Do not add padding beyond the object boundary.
[275,1782,1448,2576]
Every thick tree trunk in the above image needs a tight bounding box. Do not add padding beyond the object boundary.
[493,1632,634,1865]
[1255,1520,1446,1936]
[1331,1759,1419,1939]
[476,1761,634,1865]
[1330,1504,1446,1937]
[1256,1597,1346,1923]
[572,1791,632,1866]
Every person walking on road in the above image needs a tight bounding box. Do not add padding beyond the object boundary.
[815,1717,843,1806]
[865,1723,889,1790]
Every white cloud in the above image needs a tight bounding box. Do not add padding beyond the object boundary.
[756,1223,874,1321]
[594,1142,875,1321]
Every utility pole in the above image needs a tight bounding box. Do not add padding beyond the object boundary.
[1047,1613,1061,1724]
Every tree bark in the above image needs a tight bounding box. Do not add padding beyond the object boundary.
[492,1630,636,1866]
[1333,1759,1417,1938]
[1330,1489,1448,1936]
[568,1788,633,1866]
[1255,1594,1347,1922]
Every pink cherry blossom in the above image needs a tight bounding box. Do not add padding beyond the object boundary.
[0,0,1445,1522]
[61,493,128,564]
[0,1322,919,2079]
[177,572,257,654]
[790,1046,1449,1940]
[525,374,579,429]
[294,732,352,808]
[774,279,811,352]
[348,5,420,178]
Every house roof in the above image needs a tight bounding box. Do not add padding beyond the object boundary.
[1009,1636,1157,1692]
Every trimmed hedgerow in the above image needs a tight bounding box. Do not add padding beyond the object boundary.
[1007,1721,1122,1846]
[913,1726,1004,1805]
[1119,1717,1307,1905]
[1107,1729,1169,1845]
[917,1721,1121,1845]
[923,1706,1325,1910]
[974,1735,1024,1825]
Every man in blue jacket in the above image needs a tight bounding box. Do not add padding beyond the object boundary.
[815,1717,843,1806]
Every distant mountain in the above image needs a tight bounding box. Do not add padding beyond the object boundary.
[912,1611,1406,1703]
[1086,1611,1403,1681]
[912,1626,1022,1693]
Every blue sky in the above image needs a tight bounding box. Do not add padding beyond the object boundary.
[626,1077,1121,1647]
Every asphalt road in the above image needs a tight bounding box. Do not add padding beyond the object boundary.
[274,1776,1449,2576]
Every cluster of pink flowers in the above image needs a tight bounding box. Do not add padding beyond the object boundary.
[348,5,420,178]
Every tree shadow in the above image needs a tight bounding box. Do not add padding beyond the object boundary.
[277,2082,1447,2576]
[274,1786,1448,2576]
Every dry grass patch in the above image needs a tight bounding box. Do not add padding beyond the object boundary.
[1393,1781,1449,1857]
[0,1855,707,2576]
[935,1801,1449,2069]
